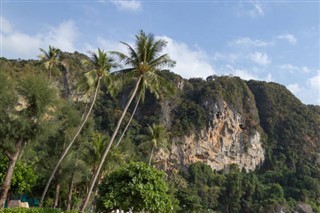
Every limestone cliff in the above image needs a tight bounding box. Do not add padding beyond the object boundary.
[151,75,320,175]
[153,76,265,172]
[155,100,264,172]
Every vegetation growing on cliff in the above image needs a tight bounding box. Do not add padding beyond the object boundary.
[0,38,319,212]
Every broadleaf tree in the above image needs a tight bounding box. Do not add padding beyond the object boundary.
[96,162,173,213]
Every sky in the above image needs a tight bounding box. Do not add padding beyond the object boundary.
[1,0,320,105]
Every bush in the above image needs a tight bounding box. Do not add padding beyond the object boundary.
[97,162,173,213]
[0,208,78,213]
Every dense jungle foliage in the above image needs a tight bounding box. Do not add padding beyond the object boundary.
[0,44,319,213]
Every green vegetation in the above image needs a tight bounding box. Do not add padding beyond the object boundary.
[81,30,176,211]
[96,162,173,213]
[247,81,320,169]
[39,47,118,208]
[0,72,60,207]
[138,123,169,165]
[172,161,320,213]
[0,155,37,196]
[0,208,77,213]
[0,31,319,212]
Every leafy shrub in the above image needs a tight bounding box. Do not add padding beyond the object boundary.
[97,162,173,213]
[0,208,77,213]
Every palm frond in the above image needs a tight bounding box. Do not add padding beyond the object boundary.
[149,54,176,69]
[113,30,176,105]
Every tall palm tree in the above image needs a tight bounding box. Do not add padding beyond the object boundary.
[66,152,79,211]
[84,132,127,211]
[115,70,175,147]
[40,49,118,207]
[85,132,110,181]
[39,46,61,80]
[80,30,176,212]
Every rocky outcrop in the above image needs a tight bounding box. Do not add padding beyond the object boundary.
[155,101,265,172]
[274,203,315,213]
[8,200,29,208]
[293,203,315,213]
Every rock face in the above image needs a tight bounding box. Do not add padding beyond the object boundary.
[8,200,29,208]
[274,203,315,213]
[155,101,265,172]
[293,203,315,213]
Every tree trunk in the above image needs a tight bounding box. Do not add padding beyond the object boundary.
[18,142,27,161]
[87,174,103,213]
[115,92,142,147]
[67,158,78,211]
[80,76,142,212]
[0,139,23,208]
[67,168,76,211]
[149,144,155,166]
[66,174,75,211]
[81,102,89,122]
[53,184,60,208]
[40,77,102,207]
[86,166,97,196]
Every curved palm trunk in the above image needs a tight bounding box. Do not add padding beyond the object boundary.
[39,76,102,207]
[149,144,155,166]
[115,92,142,147]
[87,172,104,212]
[81,103,89,121]
[0,139,23,208]
[53,183,60,208]
[67,153,79,211]
[80,76,142,212]
[66,171,75,211]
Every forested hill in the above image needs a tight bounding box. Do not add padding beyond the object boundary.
[1,52,320,212]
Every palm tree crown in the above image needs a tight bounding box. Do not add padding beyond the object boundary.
[40,48,118,207]
[80,49,119,100]
[139,123,169,165]
[39,45,61,79]
[113,30,175,71]
[80,31,175,212]
[112,30,176,101]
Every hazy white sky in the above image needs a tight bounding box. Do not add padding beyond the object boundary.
[1,0,319,104]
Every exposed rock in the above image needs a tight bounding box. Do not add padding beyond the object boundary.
[293,202,314,213]
[275,206,290,213]
[161,99,172,129]
[8,200,29,208]
[15,95,28,111]
[155,101,265,172]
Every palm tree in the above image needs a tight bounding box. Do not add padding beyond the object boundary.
[66,152,79,211]
[84,132,127,211]
[139,124,169,165]
[39,46,61,80]
[40,49,118,207]
[85,132,115,182]
[80,30,176,212]
[115,70,175,147]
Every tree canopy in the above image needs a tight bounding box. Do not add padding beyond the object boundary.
[96,162,173,213]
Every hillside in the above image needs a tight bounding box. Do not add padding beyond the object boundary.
[0,53,320,212]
